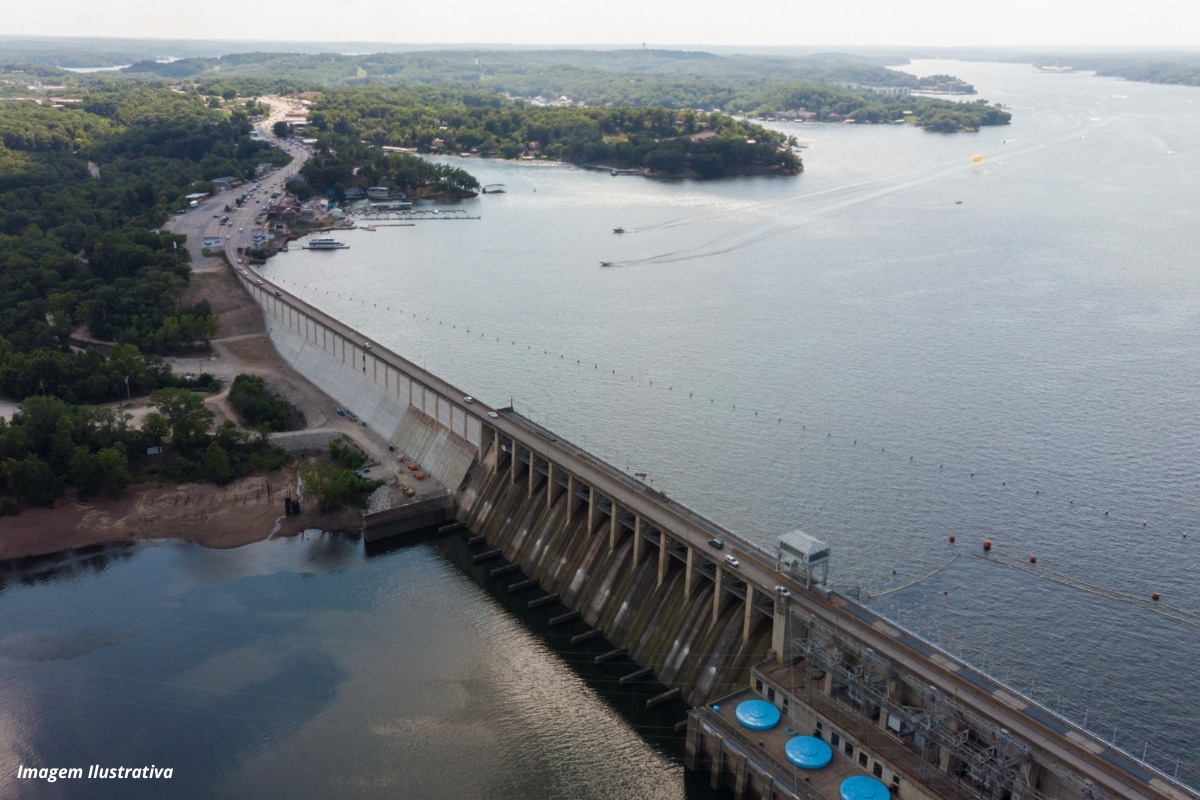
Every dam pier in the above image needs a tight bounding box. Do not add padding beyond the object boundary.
[243,277,1197,800]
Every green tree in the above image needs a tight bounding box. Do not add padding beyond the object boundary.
[95,446,132,496]
[141,411,169,447]
[205,440,232,484]
[299,462,372,512]
[3,454,57,506]
[70,445,103,498]
[149,388,214,452]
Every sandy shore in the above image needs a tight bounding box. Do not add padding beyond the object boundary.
[0,478,364,561]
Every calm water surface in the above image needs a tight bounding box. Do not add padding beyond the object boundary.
[0,537,707,799]
[2,60,1198,794]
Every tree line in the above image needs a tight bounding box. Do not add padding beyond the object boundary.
[303,88,801,181]
[117,48,1009,134]
[0,386,290,513]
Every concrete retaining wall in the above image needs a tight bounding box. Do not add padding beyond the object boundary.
[362,492,455,541]
[269,430,342,454]
[251,289,479,491]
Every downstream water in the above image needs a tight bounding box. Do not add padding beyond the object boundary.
[3,60,1198,795]
[0,537,711,799]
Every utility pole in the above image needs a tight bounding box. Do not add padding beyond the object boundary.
[124,375,130,400]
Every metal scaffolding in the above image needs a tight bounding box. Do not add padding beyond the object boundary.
[783,608,1114,800]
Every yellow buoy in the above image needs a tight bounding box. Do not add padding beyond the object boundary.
[972,154,983,164]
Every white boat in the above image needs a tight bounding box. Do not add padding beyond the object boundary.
[303,237,349,250]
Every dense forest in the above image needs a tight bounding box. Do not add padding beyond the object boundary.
[0,82,287,367]
[730,83,1009,131]
[293,128,483,200]
[0,82,300,509]
[109,49,1011,133]
[301,87,801,183]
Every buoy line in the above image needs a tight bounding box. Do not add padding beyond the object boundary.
[988,548,1196,617]
[970,552,1200,630]
[866,555,961,600]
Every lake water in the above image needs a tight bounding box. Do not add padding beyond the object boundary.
[3,60,1198,794]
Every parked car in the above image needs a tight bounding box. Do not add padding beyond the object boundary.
[463,396,474,404]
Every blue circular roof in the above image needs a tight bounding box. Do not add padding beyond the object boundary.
[734,699,781,731]
[785,736,833,769]
[841,775,890,800]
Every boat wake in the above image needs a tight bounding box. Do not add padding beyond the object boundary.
[614,116,1126,268]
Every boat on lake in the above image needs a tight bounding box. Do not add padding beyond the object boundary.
[303,237,349,250]
[613,227,626,234]
[600,261,614,267]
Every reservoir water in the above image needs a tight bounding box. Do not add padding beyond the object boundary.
[2,60,1198,794]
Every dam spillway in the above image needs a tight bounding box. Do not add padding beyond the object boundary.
[455,430,773,707]
[246,279,1198,800]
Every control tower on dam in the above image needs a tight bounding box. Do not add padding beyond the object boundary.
[246,282,1197,800]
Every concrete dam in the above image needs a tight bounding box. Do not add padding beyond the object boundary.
[457,440,772,707]
[246,279,1197,800]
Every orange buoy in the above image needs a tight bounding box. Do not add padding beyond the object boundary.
[949,535,956,543]
[407,462,419,471]
[1152,592,1160,601]
[414,471,426,480]
[1030,555,1037,564]
[983,539,992,551]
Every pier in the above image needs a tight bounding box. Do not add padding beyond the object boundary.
[354,208,479,222]
[241,269,1197,800]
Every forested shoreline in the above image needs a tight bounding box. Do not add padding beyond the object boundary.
[299,88,801,185]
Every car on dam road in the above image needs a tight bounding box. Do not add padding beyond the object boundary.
[708,538,724,550]
[724,554,740,568]
[775,585,791,597]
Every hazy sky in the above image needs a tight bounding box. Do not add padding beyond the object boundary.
[11,0,1200,48]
